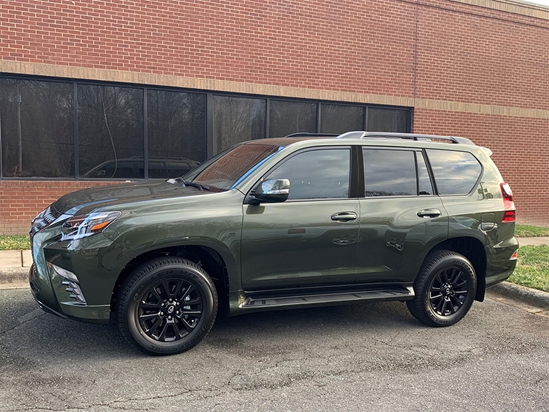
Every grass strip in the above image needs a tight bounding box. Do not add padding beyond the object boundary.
[507,245,549,293]
[515,225,549,238]
[0,235,30,251]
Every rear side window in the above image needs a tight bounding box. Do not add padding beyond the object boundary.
[426,150,482,195]
[363,149,428,196]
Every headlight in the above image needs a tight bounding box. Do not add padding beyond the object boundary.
[61,211,121,240]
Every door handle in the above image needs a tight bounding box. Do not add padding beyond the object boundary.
[417,209,441,218]
[331,212,358,222]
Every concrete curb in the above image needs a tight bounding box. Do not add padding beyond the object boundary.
[0,267,28,286]
[487,281,549,310]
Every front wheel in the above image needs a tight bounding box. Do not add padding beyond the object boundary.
[117,257,218,355]
[407,250,477,327]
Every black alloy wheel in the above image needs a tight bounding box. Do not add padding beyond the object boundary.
[407,250,477,327]
[117,257,217,355]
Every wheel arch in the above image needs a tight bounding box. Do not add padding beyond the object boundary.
[111,244,232,316]
[428,236,487,302]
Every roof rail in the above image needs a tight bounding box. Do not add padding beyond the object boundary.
[336,131,475,145]
[285,132,339,138]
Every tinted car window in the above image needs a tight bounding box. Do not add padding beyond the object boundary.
[427,149,482,195]
[363,149,416,196]
[266,148,350,200]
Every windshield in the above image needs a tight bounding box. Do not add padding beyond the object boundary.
[182,142,284,192]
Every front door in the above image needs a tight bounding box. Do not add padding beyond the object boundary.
[241,147,359,290]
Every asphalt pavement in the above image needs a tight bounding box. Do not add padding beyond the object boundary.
[1,286,548,411]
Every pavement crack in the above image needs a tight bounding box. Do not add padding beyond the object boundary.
[0,309,45,336]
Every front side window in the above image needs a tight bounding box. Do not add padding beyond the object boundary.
[363,149,417,197]
[426,150,482,195]
[265,148,351,200]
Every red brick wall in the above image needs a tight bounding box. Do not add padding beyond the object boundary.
[1,0,549,232]
[414,109,549,226]
[0,181,117,234]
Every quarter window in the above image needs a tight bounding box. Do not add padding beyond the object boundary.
[265,149,351,200]
[426,150,482,195]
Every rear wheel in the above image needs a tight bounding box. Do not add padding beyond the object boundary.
[117,257,217,355]
[407,250,476,327]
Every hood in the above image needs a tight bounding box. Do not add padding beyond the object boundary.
[52,181,209,216]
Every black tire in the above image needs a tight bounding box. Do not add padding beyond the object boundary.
[407,250,477,327]
[117,257,218,355]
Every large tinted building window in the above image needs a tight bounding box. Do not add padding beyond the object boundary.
[321,104,364,134]
[0,75,411,180]
[213,96,265,152]
[367,108,410,132]
[78,85,144,178]
[148,89,206,177]
[0,78,74,178]
[270,100,317,137]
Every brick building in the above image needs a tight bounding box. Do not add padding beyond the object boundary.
[1,0,548,234]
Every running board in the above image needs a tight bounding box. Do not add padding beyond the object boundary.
[239,286,414,309]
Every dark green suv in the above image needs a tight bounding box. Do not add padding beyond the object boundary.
[29,132,518,355]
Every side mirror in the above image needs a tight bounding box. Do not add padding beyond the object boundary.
[254,179,290,203]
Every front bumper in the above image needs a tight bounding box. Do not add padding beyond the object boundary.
[29,262,111,324]
[29,222,134,324]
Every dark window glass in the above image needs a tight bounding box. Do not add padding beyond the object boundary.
[416,152,433,195]
[366,108,409,132]
[189,142,282,192]
[147,90,206,177]
[426,150,482,195]
[266,149,350,200]
[0,78,74,178]
[320,104,364,134]
[213,96,265,153]
[363,149,416,196]
[78,85,144,179]
[269,100,317,137]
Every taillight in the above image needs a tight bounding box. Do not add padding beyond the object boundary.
[500,182,515,222]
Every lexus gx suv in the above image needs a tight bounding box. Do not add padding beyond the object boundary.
[29,131,518,355]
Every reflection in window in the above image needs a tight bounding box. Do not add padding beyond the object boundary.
[427,150,482,195]
[266,149,350,200]
[416,152,433,195]
[367,108,409,132]
[364,149,416,196]
[213,96,265,153]
[193,143,281,192]
[269,100,317,137]
[0,78,74,178]
[78,85,144,179]
[148,90,206,177]
[321,104,364,134]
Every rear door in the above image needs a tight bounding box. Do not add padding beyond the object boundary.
[356,147,448,284]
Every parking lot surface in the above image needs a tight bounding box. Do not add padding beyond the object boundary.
[1,287,548,411]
